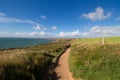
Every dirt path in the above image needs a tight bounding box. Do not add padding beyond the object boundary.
[54,48,74,80]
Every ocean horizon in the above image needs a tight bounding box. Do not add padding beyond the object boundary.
[0,37,53,49]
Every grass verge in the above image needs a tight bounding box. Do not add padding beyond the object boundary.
[0,39,71,80]
[69,37,120,80]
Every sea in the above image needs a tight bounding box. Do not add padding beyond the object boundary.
[0,37,53,49]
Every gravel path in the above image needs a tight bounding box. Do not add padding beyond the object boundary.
[54,48,74,80]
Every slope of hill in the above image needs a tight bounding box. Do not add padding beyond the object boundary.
[0,39,71,80]
[69,37,120,80]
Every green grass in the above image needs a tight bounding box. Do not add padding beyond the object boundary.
[69,37,120,80]
[76,36,120,44]
[0,39,71,80]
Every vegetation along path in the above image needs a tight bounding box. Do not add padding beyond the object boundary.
[54,48,74,80]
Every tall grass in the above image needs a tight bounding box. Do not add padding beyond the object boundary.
[69,37,120,80]
[0,39,71,80]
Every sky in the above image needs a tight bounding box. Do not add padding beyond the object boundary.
[0,0,120,38]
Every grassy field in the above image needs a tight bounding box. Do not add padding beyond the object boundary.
[0,39,71,80]
[75,36,120,44]
[69,37,120,80]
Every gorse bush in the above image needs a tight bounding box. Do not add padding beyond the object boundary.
[0,39,71,80]
[70,37,120,80]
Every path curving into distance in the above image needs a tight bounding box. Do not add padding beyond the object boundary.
[54,48,74,80]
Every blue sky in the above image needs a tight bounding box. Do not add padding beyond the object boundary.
[0,0,120,38]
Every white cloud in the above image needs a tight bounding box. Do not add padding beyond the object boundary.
[59,26,120,38]
[2,31,58,38]
[13,31,48,37]
[26,20,37,24]
[0,12,6,16]
[28,31,56,38]
[90,26,119,34]
[33,24,47,31]
[28,31,46,36]
[0,32,10,37]
[40,15,46,19]
[15,32,27,36]
[52,26,57,30]
[1,25,120,38]
[0,16,38,25]
[82,7,111,21]
[59,30,81,37]
[0,16,25,23]
[82,26,120,37]
[33,25,41,31]
[0,12,38,25]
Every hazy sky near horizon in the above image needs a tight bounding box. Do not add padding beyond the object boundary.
[0,0,120,38]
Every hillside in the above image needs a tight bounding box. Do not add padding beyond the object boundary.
[0,39,71,80]
[69,37,120,80]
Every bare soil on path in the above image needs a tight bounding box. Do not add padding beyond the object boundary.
[54,48,74,80]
